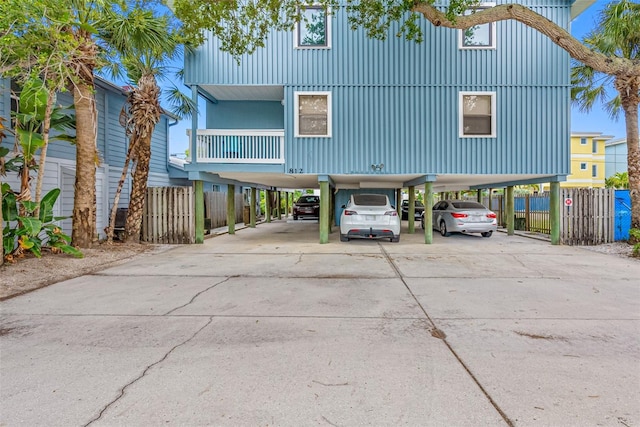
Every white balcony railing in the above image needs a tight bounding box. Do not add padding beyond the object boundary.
[192,129,285,164]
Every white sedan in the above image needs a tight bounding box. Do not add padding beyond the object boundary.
[340,194,401,242]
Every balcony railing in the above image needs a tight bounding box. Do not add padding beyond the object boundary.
[192,129,285,164]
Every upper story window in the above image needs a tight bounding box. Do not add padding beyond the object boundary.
[580,137,587,145]
[295,6,330,49]
[592,140,598,153]
[459,3,496,49]
[459,92,496,138]
[580,162,588,170]
[295,91,331,137]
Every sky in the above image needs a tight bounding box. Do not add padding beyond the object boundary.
[166,0,627,155]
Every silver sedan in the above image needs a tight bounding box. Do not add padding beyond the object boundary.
[422,200,497,237]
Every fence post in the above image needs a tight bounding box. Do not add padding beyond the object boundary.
[506,186,514,236]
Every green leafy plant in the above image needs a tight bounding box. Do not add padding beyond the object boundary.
[629,228,640,257]
[2,184,82,260]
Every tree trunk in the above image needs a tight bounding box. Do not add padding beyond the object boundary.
[34,92,55,208]
[124,132,151,243]
[617,76,640,231]
[71,79,97,248]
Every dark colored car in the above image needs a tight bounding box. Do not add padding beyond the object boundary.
[401,200,425,220]
[293,195,320,220]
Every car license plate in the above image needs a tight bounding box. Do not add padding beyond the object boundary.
[470,215,481,221]
[366,215,376,221]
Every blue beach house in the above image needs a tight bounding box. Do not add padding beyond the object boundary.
[182,0,595,243]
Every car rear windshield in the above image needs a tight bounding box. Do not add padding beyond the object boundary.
[451,201,486,209]
[354,194,387,206]
[297,196,319,203]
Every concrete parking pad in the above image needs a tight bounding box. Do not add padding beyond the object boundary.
[1,220,638,426]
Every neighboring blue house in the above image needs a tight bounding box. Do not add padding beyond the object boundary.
[0,77,191,239]
[188,0,592,243]
[605,138,630,178]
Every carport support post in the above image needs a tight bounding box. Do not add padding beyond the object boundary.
[477,189,482,203]
[285,192,289,218]
[550,181,560,245]
[408,186,416,234]
[194,180,204,244]
[250,187,257,228]
[227,184,236,235]
[265,190,271,223]
[319,180,330,244]
[396,188,402,215]
[506,185,514,236]
[424,182,433,244]
[276,191,281,219]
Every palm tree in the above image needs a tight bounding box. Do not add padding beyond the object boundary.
[571,0,640,230]
[100,5,195,243]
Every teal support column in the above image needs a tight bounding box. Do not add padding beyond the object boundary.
[408,186,415,234]
[227,184,235,235]
[488,188,493,210]
[424,182,434,244]
[194,180,204,244]
[265,190,271,223]
[319,181,330,243]
[250,187,257,228]
[477,189,482,203]
[506,185,514,236]
[396,188,402,215]
[276,191,282,219]
[550,181,561,245]
[285,192,289,218]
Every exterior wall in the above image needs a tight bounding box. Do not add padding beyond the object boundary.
[605,139,629,177]
[207,101,284,129]
[188,0,572,179]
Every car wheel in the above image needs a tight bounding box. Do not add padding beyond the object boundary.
[439,220,450,237]
[293,215,298,220]
[340,233,349,242]
[481,231,493,238]
[391,235,400,243]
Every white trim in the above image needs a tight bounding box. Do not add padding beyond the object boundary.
[459,91,496,138]
[458,3,496,50]
[294,5,332,49]
[294,91,332,138]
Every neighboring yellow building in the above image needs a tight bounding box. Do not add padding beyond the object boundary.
[542,132,613,191]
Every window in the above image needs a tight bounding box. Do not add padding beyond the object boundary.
[459,92,496,137]
[295,91,331,137]
[592,140,598,153]
[295,6,330,48]
[459,3,496,49]
[580,137,587,145]
[580,162,587,171]
[592,164,597,177]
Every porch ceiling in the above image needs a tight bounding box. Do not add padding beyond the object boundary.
[200,85,284,102]
[215,172,553,192]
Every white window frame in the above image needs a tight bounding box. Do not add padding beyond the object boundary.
[294,91,332,138]
[592,164,598,177]
[458,3,496,50]
[459,91,497,138]
[294,5,331,49]
[580,137,587,145]
[580,162,588,170]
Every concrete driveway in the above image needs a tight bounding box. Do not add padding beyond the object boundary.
[1,220,639,426]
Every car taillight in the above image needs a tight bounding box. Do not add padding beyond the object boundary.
[344,210,357,216]
[486,212,497,218]
[385,211,398,216]
[451,212,468,218]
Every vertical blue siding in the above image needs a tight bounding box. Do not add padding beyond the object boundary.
[207,101,284,129]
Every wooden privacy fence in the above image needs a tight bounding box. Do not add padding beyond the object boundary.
[142,187,195,244]
[491,189,615,245]
[560,188,615,245]
[204,192,244,228]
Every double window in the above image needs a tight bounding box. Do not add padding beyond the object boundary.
[459,3,496,49]
[295,6,330,48]
[295,91,331,137]
[459,92,496,137]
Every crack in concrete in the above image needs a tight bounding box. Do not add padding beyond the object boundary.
[83,316,214,426]
[378,243,515,427]
[163,277,232,315]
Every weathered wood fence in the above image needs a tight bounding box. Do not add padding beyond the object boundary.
[490,188,615,245]
[142,187,195,244]
[204,192,244,228]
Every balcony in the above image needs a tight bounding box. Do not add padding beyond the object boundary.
[193,129,285,164]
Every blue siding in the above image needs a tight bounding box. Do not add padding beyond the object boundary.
[103,91,128,166]
[207,101,284,129]
[150,116,169,173]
